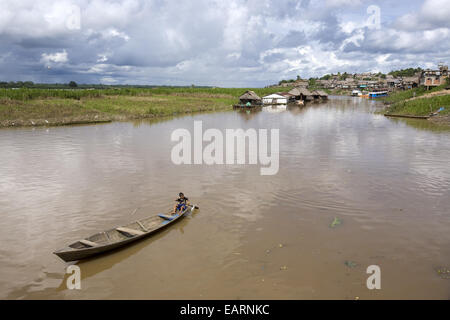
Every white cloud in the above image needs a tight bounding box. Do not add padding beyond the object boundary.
[41,50,68,64]
[421,0,450,26]
[396,0,450,30]
[101,28,130,41]
[97,54,108,62]
[100,76,117,83]
[0,1,82,37]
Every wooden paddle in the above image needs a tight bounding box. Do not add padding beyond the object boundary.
[166,203,198,216]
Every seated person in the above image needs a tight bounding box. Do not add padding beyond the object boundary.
[172,192,189,214]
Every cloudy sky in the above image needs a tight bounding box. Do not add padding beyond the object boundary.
[0,0,449,87]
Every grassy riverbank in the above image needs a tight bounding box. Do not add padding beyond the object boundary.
[383,84,448,105]
[0,87,288,127]
[382,85,450,125]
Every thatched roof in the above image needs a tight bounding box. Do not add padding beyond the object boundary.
[239,90,261,100]
[288,87,312,96]
[279,92,294,97]
[316,90,328,97]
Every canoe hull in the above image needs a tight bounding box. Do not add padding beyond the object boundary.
[54,207,191,262]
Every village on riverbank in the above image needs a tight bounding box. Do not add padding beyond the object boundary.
[272,63,449,93]
[0,64,449,128]
[260,63,450,124]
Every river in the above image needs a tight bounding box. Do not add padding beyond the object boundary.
[0,96,449,299]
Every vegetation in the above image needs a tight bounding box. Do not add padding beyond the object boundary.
[338,72,349,80]
[0,87,285,101]
[278,79,296,85]
[388,67,422,78]
[382,84,446,105]
[383,84,449,117]
[278,75,302,85]
[0,86,285,127]
[308,78,317,86]
[386,95,450,116]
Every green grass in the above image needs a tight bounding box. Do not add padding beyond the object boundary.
[381,84,449,116]
[386,94,450,116]
[0,87,290,127]
[0,99,100,120]
[82,94,236,117]
[0,87,290,101]
[382,84,446,105]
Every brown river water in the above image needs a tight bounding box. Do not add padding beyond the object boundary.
[0,96,449,299]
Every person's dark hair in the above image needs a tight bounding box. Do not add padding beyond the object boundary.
[179,192,184,197]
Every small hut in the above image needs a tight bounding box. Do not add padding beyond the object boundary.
[311,90,321,101]
[316,90,328,100]
[279,92,296,103]
[288,87,313,101]
[237,90,262,106]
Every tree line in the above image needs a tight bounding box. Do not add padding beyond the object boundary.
[0,81,79,88]
[278,67,424,85]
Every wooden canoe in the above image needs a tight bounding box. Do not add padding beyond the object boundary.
[53,205,196,262]
[384,114,430,119]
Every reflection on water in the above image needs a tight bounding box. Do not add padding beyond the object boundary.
[262,105,287,113]
[0,96,449,299]
[388,117,450,133]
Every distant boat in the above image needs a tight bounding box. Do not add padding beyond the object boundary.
[368,91,388,98]
[351,90,362,96]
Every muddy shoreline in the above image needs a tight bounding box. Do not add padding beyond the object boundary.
[0,108,234,128]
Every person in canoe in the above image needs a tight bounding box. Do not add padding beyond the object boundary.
[172,192,189,215]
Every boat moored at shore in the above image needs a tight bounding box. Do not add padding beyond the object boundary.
[368,90,388,98]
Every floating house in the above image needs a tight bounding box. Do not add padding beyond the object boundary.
[279,92,295,100]
[316,90,329,100]
[262,93,287,105]
[288,87,313,101]
[311,90,321,101]
[310,90,328,101]
[235,90,262,108]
